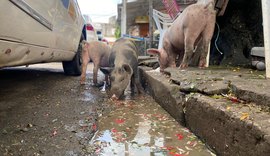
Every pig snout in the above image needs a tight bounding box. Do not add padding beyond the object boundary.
[110,88,124,100]
[111,94,119,100]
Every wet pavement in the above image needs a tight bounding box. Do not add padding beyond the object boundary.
[0,63,107,156]
[0,63,215,156]
[86,96,215,156]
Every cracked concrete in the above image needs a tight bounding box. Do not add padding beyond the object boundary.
[139,57,270,156]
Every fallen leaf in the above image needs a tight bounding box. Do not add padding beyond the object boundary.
[240,113,249,120]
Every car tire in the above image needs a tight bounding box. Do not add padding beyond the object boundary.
[62,35,84,76]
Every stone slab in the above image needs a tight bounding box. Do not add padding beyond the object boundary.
[139,66,270,155]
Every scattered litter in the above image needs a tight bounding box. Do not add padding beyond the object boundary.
[221,93,243,103]
[51,130,57,136]
[52,119,58,123]
[64,125,77,133]
[100,81,107,92]
[176,133,184,140]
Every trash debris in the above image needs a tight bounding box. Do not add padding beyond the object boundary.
[221,93,243,103]
[100,81,107,93]
[51,128,57,137]
[52,119,58,123]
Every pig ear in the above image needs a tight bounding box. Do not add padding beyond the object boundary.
[100,67,113,75]
[122,64,133,75]
[147,48,160,56]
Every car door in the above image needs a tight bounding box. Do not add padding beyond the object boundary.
[0,0,57,48]
[52,0,84,52]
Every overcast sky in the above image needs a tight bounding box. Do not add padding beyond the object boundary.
[77,0,121,23]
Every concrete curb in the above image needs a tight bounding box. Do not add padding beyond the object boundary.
[139,66,270,156]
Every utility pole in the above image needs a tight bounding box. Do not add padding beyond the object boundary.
[262,0,270,78]
[121,0,127,37]
[149,0,153,48]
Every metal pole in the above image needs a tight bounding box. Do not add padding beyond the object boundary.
[149,0,153,49]
[121,0,127,37]
[262,0,270,78]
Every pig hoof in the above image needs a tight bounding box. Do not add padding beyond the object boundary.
[199,60,207,67]
[199,63,206,68]
[80,81,86,85]
[179,64,188,69]
[111,94,119,101]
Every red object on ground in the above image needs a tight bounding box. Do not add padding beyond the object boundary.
[115,119,125,124]
[176,133,184,140]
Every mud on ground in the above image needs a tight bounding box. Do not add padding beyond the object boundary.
[0,65,112,156]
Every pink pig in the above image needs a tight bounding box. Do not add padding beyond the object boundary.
[80,40,111,86]
[147,0,216,72]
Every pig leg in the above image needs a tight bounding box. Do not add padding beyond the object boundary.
[168,49,177,68]
[133,70,144,94]
[135,78,144,94]
[130,76,135,95]
[180,34,195,68]
[80,49,90,85]
[198,39,210,68]
[92,61,100,86]
[199,20,216,68]
[105,75,109,86]
[124,80,132,100]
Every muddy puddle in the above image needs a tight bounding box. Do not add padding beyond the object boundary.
[86,95,215,156]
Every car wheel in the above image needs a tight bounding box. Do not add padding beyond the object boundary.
[62,35,84,76]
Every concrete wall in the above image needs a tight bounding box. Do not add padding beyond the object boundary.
[93,16,117,37]
[117,0,197,33]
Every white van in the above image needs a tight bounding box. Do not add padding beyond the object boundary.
[0,0,86,75]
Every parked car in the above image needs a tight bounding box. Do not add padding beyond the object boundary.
[0,0,86,75]
[83,14,98,42]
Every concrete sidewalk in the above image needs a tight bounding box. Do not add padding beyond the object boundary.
[139,57,270,156]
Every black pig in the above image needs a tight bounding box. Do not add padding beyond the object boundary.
[100,38,144,99]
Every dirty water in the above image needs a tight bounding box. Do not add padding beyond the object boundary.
[86,95,215,156]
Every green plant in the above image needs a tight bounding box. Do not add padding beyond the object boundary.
[114,25,121,39]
